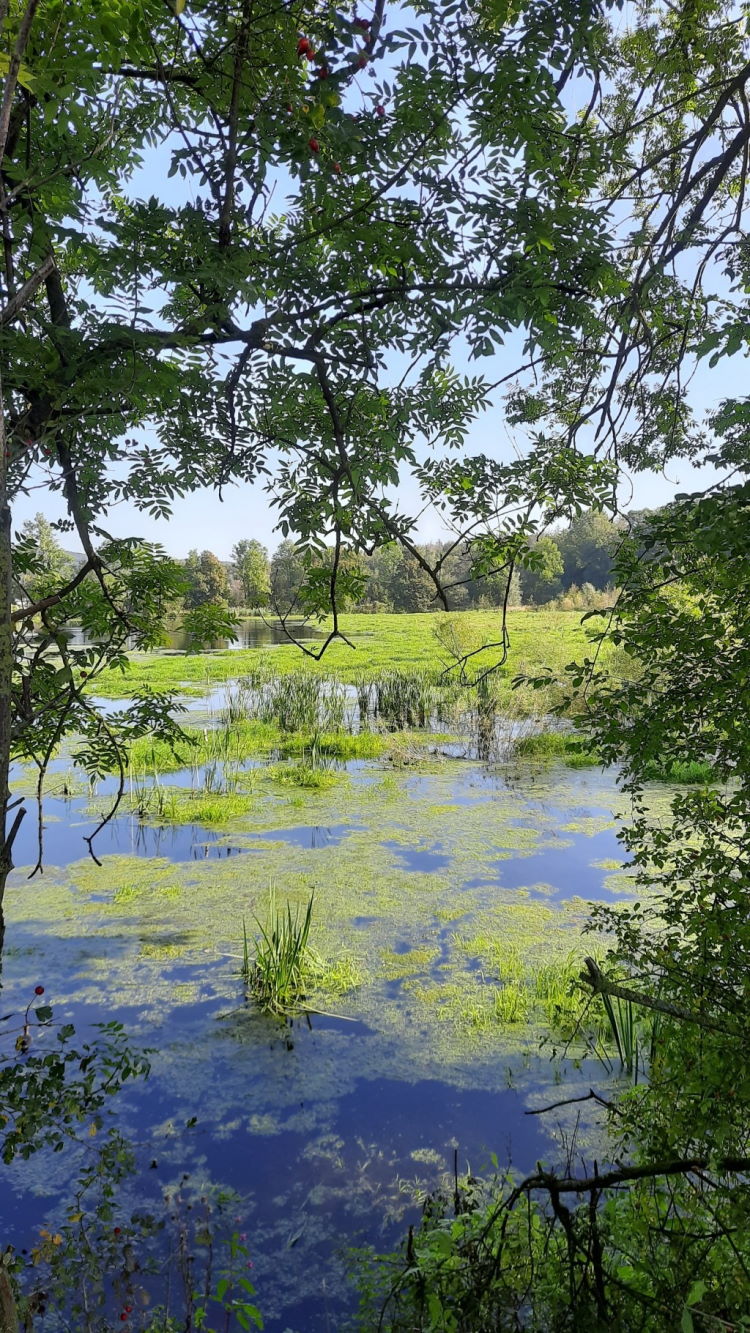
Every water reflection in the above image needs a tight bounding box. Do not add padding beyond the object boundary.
[62,618,328,653]
[2,754,630,1330]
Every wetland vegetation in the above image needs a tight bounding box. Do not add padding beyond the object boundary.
[0,630,695,1329]
[3,0,750,1329]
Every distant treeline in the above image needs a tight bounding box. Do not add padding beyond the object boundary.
[13,510,632,617]
[184,510,628,614]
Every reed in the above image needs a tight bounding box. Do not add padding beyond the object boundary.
[599,991,639,1078]
[244,889,315,1015]
[493,982,529,1024]
[370,668,438,730]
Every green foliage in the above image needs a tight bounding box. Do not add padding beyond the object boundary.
[232,540,271,609]
[7,1151,264,1331]
[514,730,600,765]
[14,513,77,602]
[266,759,341,789]
[0,995,149,1164]
[244,889,316,1016]
[184,551,230,610]
[182,602,241,649]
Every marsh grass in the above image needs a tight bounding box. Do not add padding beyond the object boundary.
[514,730,600,766]
[266,760,342,790]
[493,982,530,1024]
[242,890,361,1015]
[599,991,639,1077]
[244,888,315,1015]
[370,668,439,730]
[253,671,348,733]
[85,611,611,708]
[642,757,717,784]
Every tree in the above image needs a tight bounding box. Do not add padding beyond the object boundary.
[554,511,619,591]
[518,535,564,604]
[391,552,440,613]
[1,0,626,934]
[14,513,76,602]
[270,540,307,614]
[232,540,270,609]
[183,550,229,609]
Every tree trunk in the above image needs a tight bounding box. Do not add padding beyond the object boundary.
[0,364,15,958]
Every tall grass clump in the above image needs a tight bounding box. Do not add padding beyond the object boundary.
[371,668,438,729]
[127,769,179,821]
[249,672,347,733]
[515,730,599,766]
[642,757,717,784]
[221,677,256,726]
[599,991,639,1078]
[243,889,315,1015]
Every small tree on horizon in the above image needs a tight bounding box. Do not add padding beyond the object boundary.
[232,540,270,609]
[183,550,230,609]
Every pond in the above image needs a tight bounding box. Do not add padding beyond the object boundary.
[1,728,652,1329]
[63,618,329,653]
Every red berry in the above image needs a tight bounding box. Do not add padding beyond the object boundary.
[332,162,341,174]
[308,137,320,153]
[296,37,311,57]
[375,104,385,117]
[113,1226,121,1235]
[34,985,44,995]
[315,66,329,79]
[306,50,315,61]
[354,18,371,30]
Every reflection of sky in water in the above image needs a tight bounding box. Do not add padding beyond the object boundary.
[3,749,634,1330]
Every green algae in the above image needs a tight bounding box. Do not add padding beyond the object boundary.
[559,815,617,835]
[379,947,441,980]
[4,759,627,1152]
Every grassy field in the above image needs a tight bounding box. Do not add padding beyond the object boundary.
[89,609,608,699]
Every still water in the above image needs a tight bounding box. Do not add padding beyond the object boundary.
[63,618,328,652]
[2,741,635,1328]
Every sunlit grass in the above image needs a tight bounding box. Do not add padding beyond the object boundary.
[265,761,342,790]
[642,757,717,784]
[242,890,361,1015]
[514,731,600,766]
[86,610,600,700]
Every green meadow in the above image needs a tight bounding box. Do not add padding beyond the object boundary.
[88,609,609,699]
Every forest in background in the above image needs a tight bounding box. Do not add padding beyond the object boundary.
[16,508,627,616]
